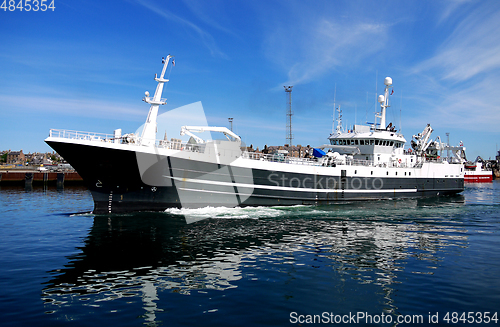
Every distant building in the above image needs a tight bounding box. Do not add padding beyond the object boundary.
[7,150,25,165]
[260,144,311,158]
[25,152,52,166]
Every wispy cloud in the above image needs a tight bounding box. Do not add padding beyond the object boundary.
[132,0,227,59]
[264,16,390,88]
[407,2,500,132]
[414,2,500,82]
[438,0,474,24]
[0,94,145,121]
[182,0,238,37]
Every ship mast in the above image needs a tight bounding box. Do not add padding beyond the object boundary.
[335,104,343,135]
[140,55,173,146]
[376,77,392,130]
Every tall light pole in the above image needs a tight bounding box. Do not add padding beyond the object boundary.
[446,132,450,160]
[284,86,293,146]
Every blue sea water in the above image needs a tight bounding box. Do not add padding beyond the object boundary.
[0,183,499,326]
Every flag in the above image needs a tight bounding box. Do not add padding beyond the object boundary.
[390,89,394,95]
[172,59,175,66]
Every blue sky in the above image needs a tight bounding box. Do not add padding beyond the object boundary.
[1,0,500,160]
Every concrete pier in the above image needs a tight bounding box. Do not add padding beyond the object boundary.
[0,171,83,186]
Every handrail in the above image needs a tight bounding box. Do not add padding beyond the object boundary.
[49,129,116,142]
[49,129,458,169]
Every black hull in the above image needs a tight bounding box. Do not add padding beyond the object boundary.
[46,141,464,214]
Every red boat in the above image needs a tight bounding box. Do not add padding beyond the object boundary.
[464,161,493,183]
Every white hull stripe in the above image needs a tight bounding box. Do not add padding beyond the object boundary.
[163,175,418,194]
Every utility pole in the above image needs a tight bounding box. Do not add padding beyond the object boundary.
[284,86,293,146]
[446,132,450,160]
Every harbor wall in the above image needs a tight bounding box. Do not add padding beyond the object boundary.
[0,171,83,186]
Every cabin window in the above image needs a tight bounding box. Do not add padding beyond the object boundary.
[360,140,364,145]
[395,172,397,175]
[371,171,373,175]
[370,140,374,145]
[375,140,379,145]
[347,140,351,145]
[354,140,358,145]
[405,172,407,176]
[390,141,394,146]
[409,172,411,176]
[354,170,357,174]
[386,171,389,175]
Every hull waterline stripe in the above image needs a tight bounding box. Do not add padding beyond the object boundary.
[163,175,418,194]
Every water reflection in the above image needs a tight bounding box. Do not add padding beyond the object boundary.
[42,195,469,324]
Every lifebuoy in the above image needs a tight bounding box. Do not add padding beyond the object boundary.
[398,159,401,163]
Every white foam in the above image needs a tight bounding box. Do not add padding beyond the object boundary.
[164,206,300,219]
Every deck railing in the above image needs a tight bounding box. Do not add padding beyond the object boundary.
[49,129,116,142]
[49,129,443,169]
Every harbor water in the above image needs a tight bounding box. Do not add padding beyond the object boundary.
[0,183,499,326]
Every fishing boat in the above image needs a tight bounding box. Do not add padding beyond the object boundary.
[45,56,465,214]
[464,160,493,183]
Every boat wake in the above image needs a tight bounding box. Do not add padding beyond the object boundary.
[165,205,311,221]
